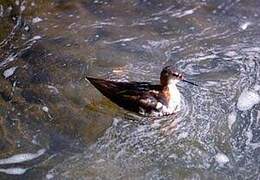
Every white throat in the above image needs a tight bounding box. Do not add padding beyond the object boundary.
[167,79,181,111]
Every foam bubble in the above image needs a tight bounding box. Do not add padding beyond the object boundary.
[225,51,238,57]
[42,106,49,112]
[177,132,188,140]
[46,173,54,179]
[237,89,260,111]
[228,111,236,130]
[240,22,251,30]
[47,85,59,94]
[253,84,260,91]
[0,167,28,175]
[32,35,42,40]
[3,66,17,78]
[32,17,43,24]
[215,153,229,166]
[0,149,46,165]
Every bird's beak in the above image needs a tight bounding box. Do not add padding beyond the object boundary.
[182,79,199,86]
[172,73,199,86]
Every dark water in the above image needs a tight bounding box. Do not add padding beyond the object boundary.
[0,0,260,179]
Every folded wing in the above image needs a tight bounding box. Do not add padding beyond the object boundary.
[86,77,162,114]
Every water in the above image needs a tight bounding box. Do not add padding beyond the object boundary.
[0,0,259,179]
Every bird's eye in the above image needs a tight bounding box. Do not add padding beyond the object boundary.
[173,72,183,79]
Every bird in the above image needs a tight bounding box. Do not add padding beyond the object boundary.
[86,66,198,117]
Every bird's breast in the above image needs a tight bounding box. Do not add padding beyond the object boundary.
[165,84,181,113]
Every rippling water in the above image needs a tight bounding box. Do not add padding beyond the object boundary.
[0,0,260,179]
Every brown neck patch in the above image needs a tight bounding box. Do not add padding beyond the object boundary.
[161,86,170,102]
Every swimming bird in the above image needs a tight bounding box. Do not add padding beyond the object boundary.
[86,66,197,116]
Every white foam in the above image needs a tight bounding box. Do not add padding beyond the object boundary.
[0,167,28,175]
[215,153,229,166]
[20,4,26,12]
[24,25,30,31]
[3,66,17,78]
[32,35,42,40]
[253,84,260,91]
[240,22,251,30]
[225,51,238,57]
[42,106,49,112]
[46,173,54,179]
[0,54,16,67]
[146,39,171,49]
[112,118,121,126]
[95,159,106,163]
[245,128,260,149]
[15,0,19,6]
[237,89,260,111]
[103,36,140,44]
[0,149,46,165]
[47,85,59,94]
[168,153,177,158]
[0,5,3,17]
[196,54,218,61]
[243,47,260,52]
[178,8,195,17]
[228,111,236,130]
[32,17,43,24]
[25,36,42,45]
[177,132,188,140]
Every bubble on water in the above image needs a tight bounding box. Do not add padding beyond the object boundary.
[253,84,260,91]
[24,25,30,31]
[0,54,16,67]
[95,159,106,163]
[177,132,188,140]
[0,5,3,17]
[112,118,121,126]
[47,85,59,94]
[0,149,46,165]
[32,17,43,24]
[237,89,260,111]
[0,167,28,175]
[240,22,251,30]
[168,153,178,159]
[178,8,196,17]
[46,173,54,179]
[32,35,42,40]
[215,153,229,166]
[243,47,260,52]
[103,36,140,44]
[228,111,236,130]
[3,66,17,78]
[225,51,238,57]
[15,0,19,6]
[42,106,49,112]
[20,5,26,12]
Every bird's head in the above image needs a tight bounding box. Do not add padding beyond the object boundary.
[160,66,198,87]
